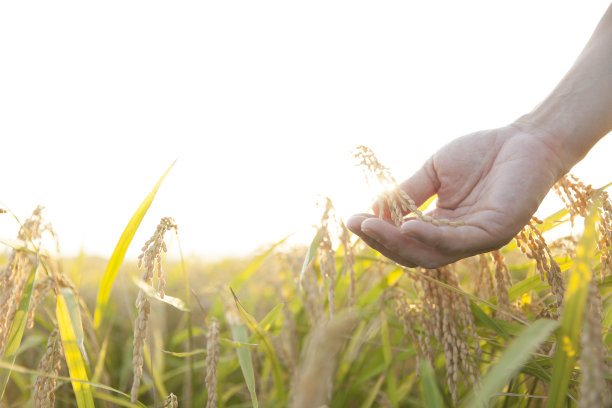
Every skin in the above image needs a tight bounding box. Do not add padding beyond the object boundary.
[347,3,612,268]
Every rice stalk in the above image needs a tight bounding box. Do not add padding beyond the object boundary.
[0,206,46,357]
[413,266,480,403]
[318,198,336,319]
[205,317,219,408]
[131,217,177,403]
[340,221,356,310]
[491,250,512,320]
[515,217,565,316]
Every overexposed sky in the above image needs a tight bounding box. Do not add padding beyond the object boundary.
[1,1,611,260]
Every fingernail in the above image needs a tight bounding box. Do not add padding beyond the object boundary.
[346,215,367,232]
[361,219,380,239]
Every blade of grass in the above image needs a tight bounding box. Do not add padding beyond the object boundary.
[359,373,386,408]
[0,258,38,399]
[547,201,600,408]
[299,228,323,286]
[61,288,89,366]
[464,319,559,408]
[94,160,175,329]
[420,361,446,408]
[230,323,259,408]
[57,289,95,408]
[380,311,398,407]
[231,287,285,403]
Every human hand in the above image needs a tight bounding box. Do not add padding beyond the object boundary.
[347,124,566,268]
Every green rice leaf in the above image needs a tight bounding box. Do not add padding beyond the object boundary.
[257,302,284,332]
[229,319,259,408]
[299,228,323,286]
[547,201,600,408]
[94,160,175,329]
[0,259,38,399]
[420,361,445,408]
[231,288,285,403]
[359,373,386,408]
[380,311,398,407]
[464,319,558,407]
[57,290,96,408]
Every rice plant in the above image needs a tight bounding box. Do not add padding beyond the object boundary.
[0,150,611,407]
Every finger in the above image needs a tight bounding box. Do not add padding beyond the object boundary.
[347,215,417,267]
[346,213,376,235]
[397,157,439,208]
[361,218,452,268]
[372,158,439,219]
[399,219,500,255]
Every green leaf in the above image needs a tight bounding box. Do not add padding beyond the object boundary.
[0,259,38,399]
[57,290,96,408]
[94,160,175,329]
[547,201,600,408]
[61,288,89,366]
[231,288,285,403]
[471,302,510,342]
[257,302,284,332]
[132,277,189,311]
[299,228,323,285]
[359,373,386,408]
[464,319,559,408]
[229,319,259,408]
[380,311,398,407]
[420,361,445,408]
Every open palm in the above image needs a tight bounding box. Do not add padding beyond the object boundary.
[347,124,565,268]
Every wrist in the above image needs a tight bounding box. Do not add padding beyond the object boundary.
[511,112,577,178]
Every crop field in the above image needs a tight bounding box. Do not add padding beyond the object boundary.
[0,150,611,407]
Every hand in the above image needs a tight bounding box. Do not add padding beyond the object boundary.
[347,124,566,268]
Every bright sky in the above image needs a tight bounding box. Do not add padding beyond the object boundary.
[1,1,611,260]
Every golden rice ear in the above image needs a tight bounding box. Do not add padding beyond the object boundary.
[164,393,178,408]
[131,217,178,403]
[33,327,63,408]
[354,145,463,227]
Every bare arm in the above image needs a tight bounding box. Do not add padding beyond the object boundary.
[517,3,612,173]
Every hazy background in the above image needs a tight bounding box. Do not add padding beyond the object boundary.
[1,1,611,260]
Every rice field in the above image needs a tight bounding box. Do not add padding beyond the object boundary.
[0,149,611,407]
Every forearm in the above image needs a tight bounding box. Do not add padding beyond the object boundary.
[516,3,612,174]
